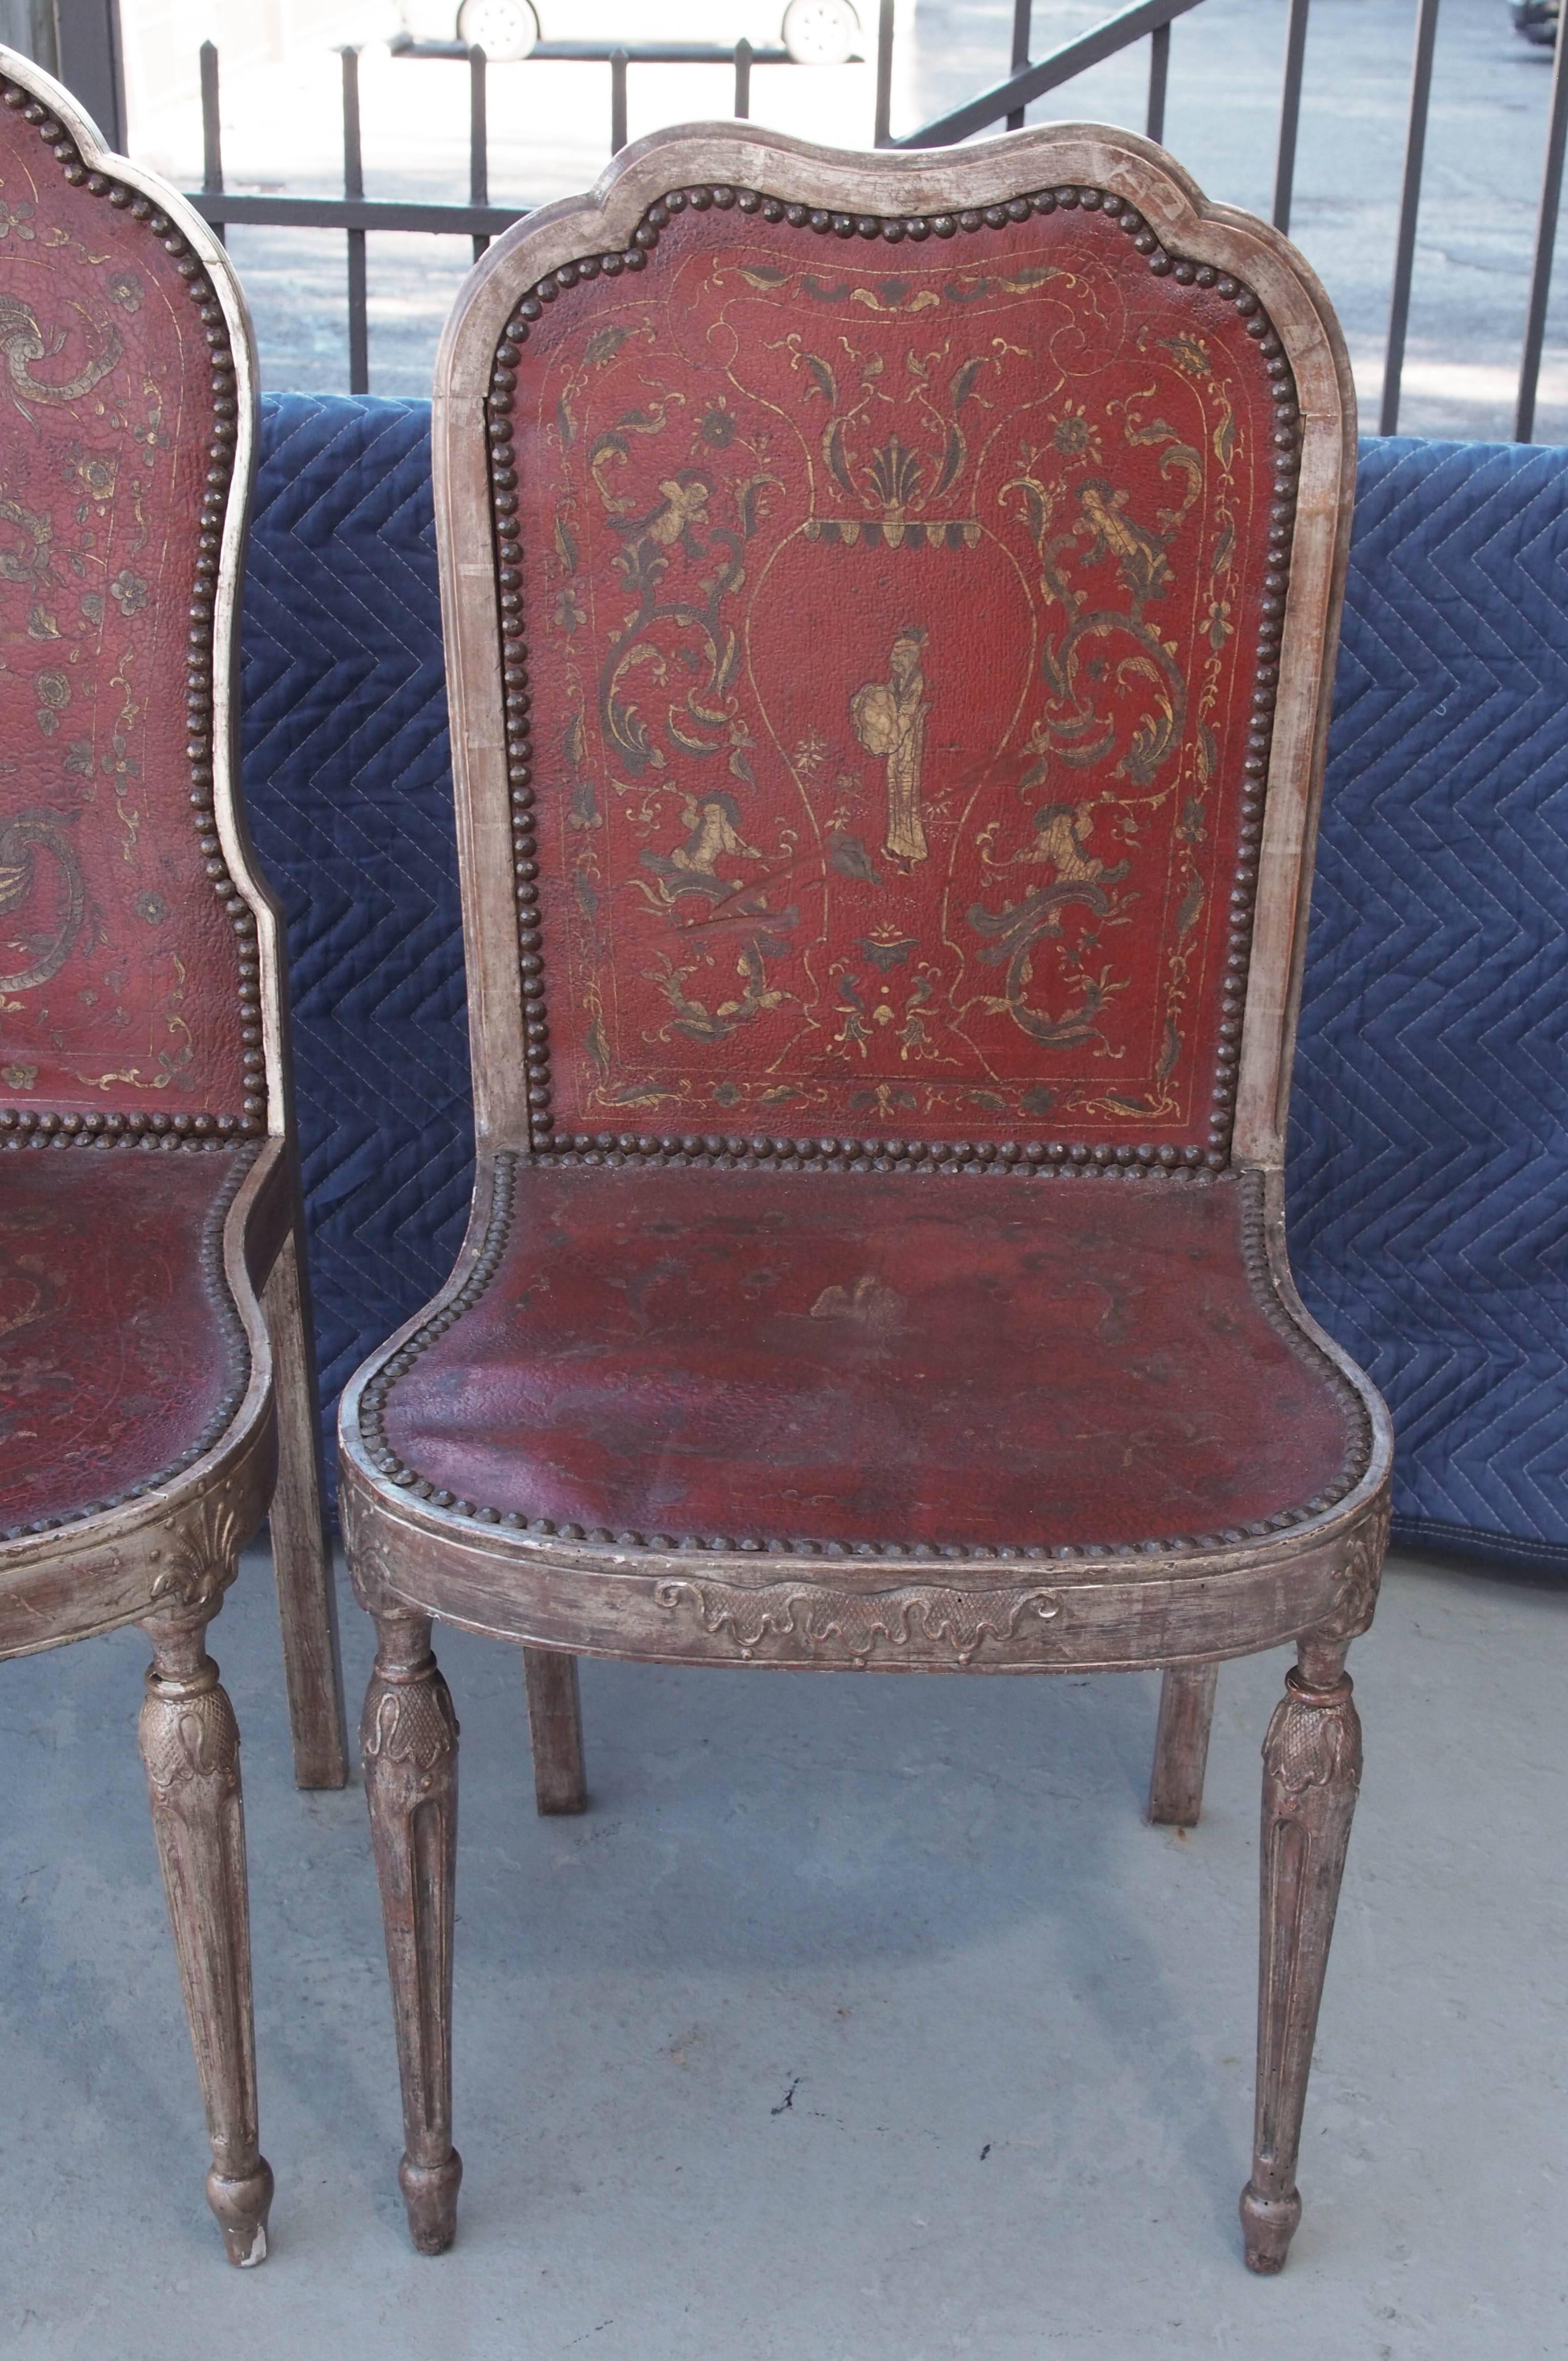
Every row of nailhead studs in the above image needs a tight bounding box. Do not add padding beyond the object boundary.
[1237,1169,1371,1506]
[484,181,1299,1171]
[0,1108,254,1138]
[1,81,265,1135]
[355,1155,519,1483]
[0,1142,257,1540]
[520,1146,1229,1179]
[360,1157,1353,1556]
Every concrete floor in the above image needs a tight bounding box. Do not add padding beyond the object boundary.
[0,1545,1563,2357]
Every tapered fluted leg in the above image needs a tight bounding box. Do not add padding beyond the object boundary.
[1241,1638,1362,2273]
[1149,1664,1219,1827]
[522,1647,588,1815]
[138,1611,273,2267]
[362,1612,462,2253]
[264,1218,349,1789]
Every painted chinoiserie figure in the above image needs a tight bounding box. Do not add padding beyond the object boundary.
[852,626,931,865]
[339,121,1392,2273]
[0,47,348,2262]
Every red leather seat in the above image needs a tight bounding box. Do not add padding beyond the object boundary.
[0,1144,252,1537]
[378,1161,1359,1555]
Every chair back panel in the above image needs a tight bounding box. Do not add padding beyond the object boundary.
[485,164,1307,1163]
[0,68,260,1133]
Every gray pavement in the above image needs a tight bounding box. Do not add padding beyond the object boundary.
[1,1541,1563,2358]
[125,0,1568,440]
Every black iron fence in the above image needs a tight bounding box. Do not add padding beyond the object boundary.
[179,0,1568,439]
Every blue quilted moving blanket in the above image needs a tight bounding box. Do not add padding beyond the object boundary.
[242,398,1568,1575]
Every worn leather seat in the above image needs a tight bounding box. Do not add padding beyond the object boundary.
[0,1144,253,1537]
[376,1161,1362,1555]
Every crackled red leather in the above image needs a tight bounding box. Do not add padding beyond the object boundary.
[514,200,1283,1150]
[383,1167,1353,1549]
[0,1147,247,1529]
[0,95,249,1117]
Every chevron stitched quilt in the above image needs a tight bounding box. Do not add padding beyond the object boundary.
[241,399,1567,1574]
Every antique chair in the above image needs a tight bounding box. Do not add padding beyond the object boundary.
[339,120,1392,2272]
[0,50,349,2262]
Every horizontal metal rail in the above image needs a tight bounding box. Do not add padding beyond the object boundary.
[390,38,789,64]
[187,193,524,234]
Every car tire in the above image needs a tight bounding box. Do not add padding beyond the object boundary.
[781,0,859,67]
[455,0,539,60]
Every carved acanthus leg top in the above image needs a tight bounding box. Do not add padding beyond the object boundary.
[361,1612,462,2254]
[1148,1664,1219,1828]
[1241,1641,1363,2275]
[137,1610,273,2267]
[265,1220,350,1790]
[522,1647,588,1815]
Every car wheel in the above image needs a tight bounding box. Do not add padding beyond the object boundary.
[781,0,858,67]
[455,0,539,60]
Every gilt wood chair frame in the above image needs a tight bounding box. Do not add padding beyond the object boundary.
[0,47,349,2266]
[339,120,1393,2273]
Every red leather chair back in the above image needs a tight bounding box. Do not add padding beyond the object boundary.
[458,146,1338,1174]
[0,68,262,1141]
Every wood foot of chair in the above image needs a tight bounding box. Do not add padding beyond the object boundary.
[137,1609,273,2268]
[399,2149,464,2255]
[522,1646,588,1814]
[265,1218,349,1790]
[361,1612,461,2254]
[1242,1638,1361,2275]
[1148,1663,1219,1827]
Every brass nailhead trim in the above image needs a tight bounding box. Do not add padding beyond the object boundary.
[0,1137,258,1540]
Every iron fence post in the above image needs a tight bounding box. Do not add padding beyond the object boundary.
[1272,0,1310,234]
[1379,0,1441,438]
[610,47,628,155]
[341,46,369,397]
[199,38,224,247]
[1516,10,1568,442]
[469,44,489,260]
[1008,0,1031,131]
[874,0,896,148]
[1146,18,1170,145]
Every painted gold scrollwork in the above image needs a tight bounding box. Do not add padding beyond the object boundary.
[0,291,121,420]
[0,808,86,991]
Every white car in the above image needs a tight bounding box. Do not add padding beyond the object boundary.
[398,0,862,66]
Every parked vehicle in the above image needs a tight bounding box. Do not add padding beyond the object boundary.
[1510,1,1559,48]
[397,0,862,65]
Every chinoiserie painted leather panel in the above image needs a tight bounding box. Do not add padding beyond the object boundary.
[0,93,256,1124]
[512,195,1284,1155]
[0,1142,251,1534]
[380,1162,1358,1551]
